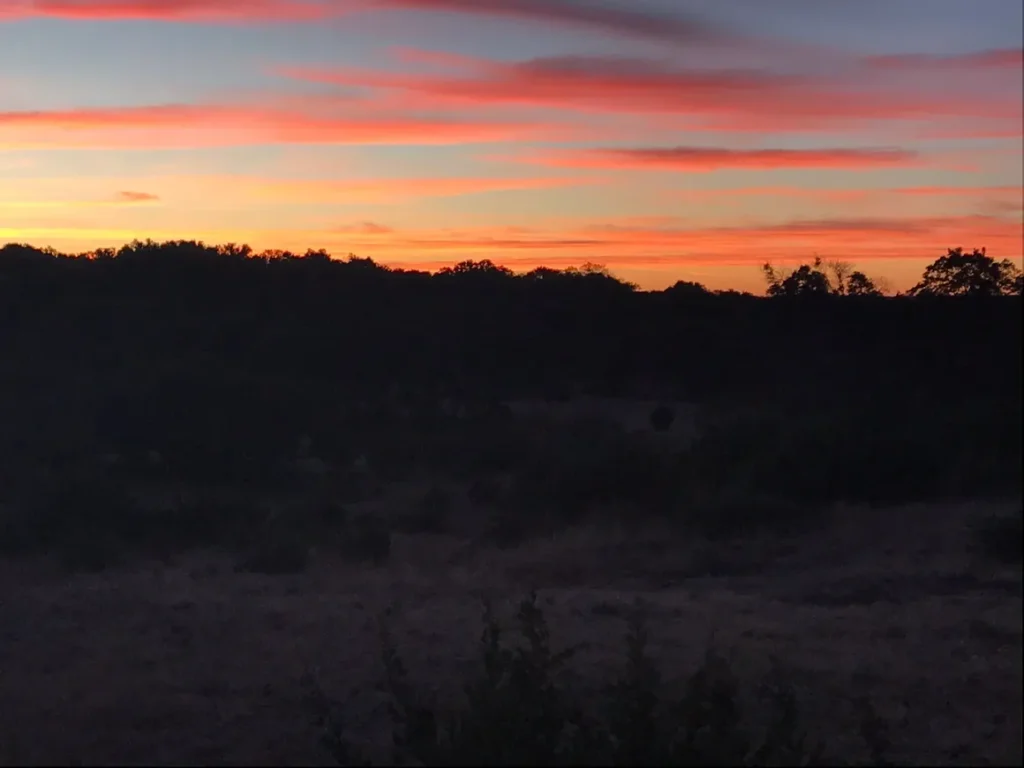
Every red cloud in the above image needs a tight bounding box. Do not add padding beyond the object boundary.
[281,52,1020,133]
[115,190,159,202]
[526,146,921,172]
[0,0,337,22]
[0,103,555,149]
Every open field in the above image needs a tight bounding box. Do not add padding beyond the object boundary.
[1,490,1020,765]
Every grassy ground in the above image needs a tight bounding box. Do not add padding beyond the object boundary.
[0,395,1020,764]
[0,500,1019,765]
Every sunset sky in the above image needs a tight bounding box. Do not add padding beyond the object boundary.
[1,0,1021,291]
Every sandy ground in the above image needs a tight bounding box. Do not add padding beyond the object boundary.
[0,501,1020,766]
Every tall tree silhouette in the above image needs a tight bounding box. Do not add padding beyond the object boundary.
[909,248,1023,297]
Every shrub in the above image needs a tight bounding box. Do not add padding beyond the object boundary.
[681,399,1022,507]
[649,404,675,432]
[972,507,1023,564]
[467,477,503,506]
[339,514,392,565]
[307,594,856,766]
[401,485,451,534]
[0,472,138,569]
[236,531,310,574]
[681,493,821,540]
[511,419,676,517]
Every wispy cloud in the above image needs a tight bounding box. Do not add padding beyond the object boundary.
[0,173,597,212]
[373,0,720,44]
[3,0,726,44]
[316,213,1023,264]
[281,52,1020,134]
[114,190,159,203]
[0,0,337,22]
[245,175,596,203]
[525,146,922,172]
[864,47,1024,71]
[0,103,556,149]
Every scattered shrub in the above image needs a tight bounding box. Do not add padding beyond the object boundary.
[681,493,821,540]
[307,594,868,766]
[236,531,310,574]
[467,477,503,506]
[972,507,1023,564]
[0,472,139,569]
[339,514,392,565]
[649,404,675,432]
[401,485,451,534]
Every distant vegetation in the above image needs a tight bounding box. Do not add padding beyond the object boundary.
[0,238,1019,568]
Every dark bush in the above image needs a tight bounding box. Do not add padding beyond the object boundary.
[401,486,451,534]
[339,514,392,565]
[467,477,503,506]
[649,404,675,432]
[681,399,1022,507]
[307,594,885,766]
[681,493,820,540]
[972,507,1023,564]
[236,531,311,574]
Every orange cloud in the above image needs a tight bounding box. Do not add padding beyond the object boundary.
[281,53,1019,133]
[0,103,552,149]
[524,146,921,172]
[664,184,1022,206]
[334,221,394,235]
[246,175,597,203]
[0,0,336,22]
[115,190,159,203]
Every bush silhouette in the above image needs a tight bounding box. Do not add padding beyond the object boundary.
[649,404,675,432]
[307,594,885,766]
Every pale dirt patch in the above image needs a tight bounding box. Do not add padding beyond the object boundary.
[0,502,1020,765]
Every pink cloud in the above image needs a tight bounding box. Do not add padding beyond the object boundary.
[0,0,337,22]
[280,52,1020,134]
[0,102,557,149]
[525,146,921,172]
[115,190,159,202]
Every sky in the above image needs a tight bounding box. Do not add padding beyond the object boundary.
[0,0,1021,292]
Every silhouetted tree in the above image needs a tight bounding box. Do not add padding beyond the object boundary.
[664,280,711,299]
[762,258,832,296]
[908,247,1023,297]
[763,257,883,297]
[845,271,883,296]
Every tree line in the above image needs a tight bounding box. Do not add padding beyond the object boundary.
[2,240,1021,297]
[0,237,1019,486]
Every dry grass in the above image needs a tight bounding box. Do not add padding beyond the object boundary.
[0,500,1020,765]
